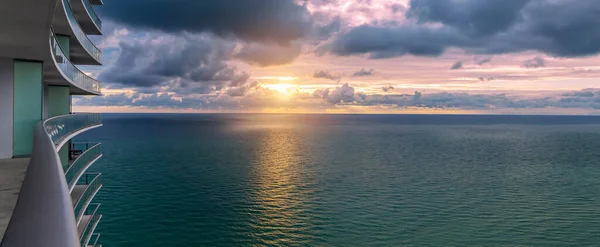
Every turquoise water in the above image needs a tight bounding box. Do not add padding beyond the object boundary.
[81,114,600,246]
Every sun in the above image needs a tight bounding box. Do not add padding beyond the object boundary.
[264,83,298,95]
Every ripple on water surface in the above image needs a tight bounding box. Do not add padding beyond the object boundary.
[82,114,600,246]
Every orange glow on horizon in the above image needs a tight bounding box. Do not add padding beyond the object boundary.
[263,83,299,96]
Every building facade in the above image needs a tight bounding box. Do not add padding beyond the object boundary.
[0,0,104,246]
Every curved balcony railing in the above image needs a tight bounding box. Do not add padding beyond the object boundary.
[89,234,101,247]
[80,203,102,247]
[73,173,102,225]
[50,30,101,95]
[81,0,102,30]
[66,143,102,189]
[63,0,102,63]
[0,124,81,247]
[44,113,102,149]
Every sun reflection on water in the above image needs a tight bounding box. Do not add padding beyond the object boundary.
[248,127,315,246]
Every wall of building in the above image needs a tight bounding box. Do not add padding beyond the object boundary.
[56,35,70,58]
[47,85,71,167]
[43,85,49,119]
[47,86,70,117]
[0,58,14,159]
[13,60,43,157]
[58,145,69,170]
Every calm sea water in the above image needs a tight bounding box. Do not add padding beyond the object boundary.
[79,114,600,246]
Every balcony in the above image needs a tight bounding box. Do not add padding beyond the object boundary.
[66,143,102,189]
[88,234,101,247]
[72,173,102,225]
[70,0,102,35]
[1,121,89,246]
[78,203,102,247]
[52,0,102,65]
[46,30,102,95]
[44,113,102,149]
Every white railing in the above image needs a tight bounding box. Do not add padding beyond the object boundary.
[0,114,103,247]
[50,30,102,94]
[65,143,102,188]
[44,113,102,148]
[73,173,103,224]
[63,0,102,62]
[81,0,102,30]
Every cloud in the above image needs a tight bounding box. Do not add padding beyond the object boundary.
[320,24,465,58]
[406,0,530,37]
[75,93,185,109]
[75,87,600,112]
[313,70,341,81]
[98,0,312,44]
[226,81,259,97]
[382,86,395,92]
[390,3,407,14]
[522,56,546,68]
[474,56,492,65]
[413,91,422,102]
[313,16,342,41]
[234,42,302,67]
[352,68,375,77]
[356,89,600,110]
[98,33,255,96]
[450,61,463,70]
[97,24,129,49]
[356,91,522,109]
[313,83,364,104]
[322,0,600,58]
[478,77,495,81]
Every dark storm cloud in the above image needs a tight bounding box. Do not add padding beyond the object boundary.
[314,16,342,40]
[406,0,531,37]
[352,68,375,77]
[519,1,600,57]
[98,0,312,44]
[313,70,341,81]
[320,24,467,58]
[450,61,463,70]
[234,42,302,67]
[98,41,165,87]
[99,34,254,96]
[522,56,546,68]
[323,0,600,58]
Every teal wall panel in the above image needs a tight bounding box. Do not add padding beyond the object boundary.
[13,60,43,157]
[59,144,69,169]
[48,86,70,118]
[48,85,71,167]
[56,35,70,58]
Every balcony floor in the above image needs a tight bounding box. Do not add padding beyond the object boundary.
[71,185,86,206]
[0,158,29,241]
[78,215,91,236]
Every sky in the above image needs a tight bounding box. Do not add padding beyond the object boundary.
[73,0,600,114]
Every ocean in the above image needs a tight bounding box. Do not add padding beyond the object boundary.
[79,114,600,246]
